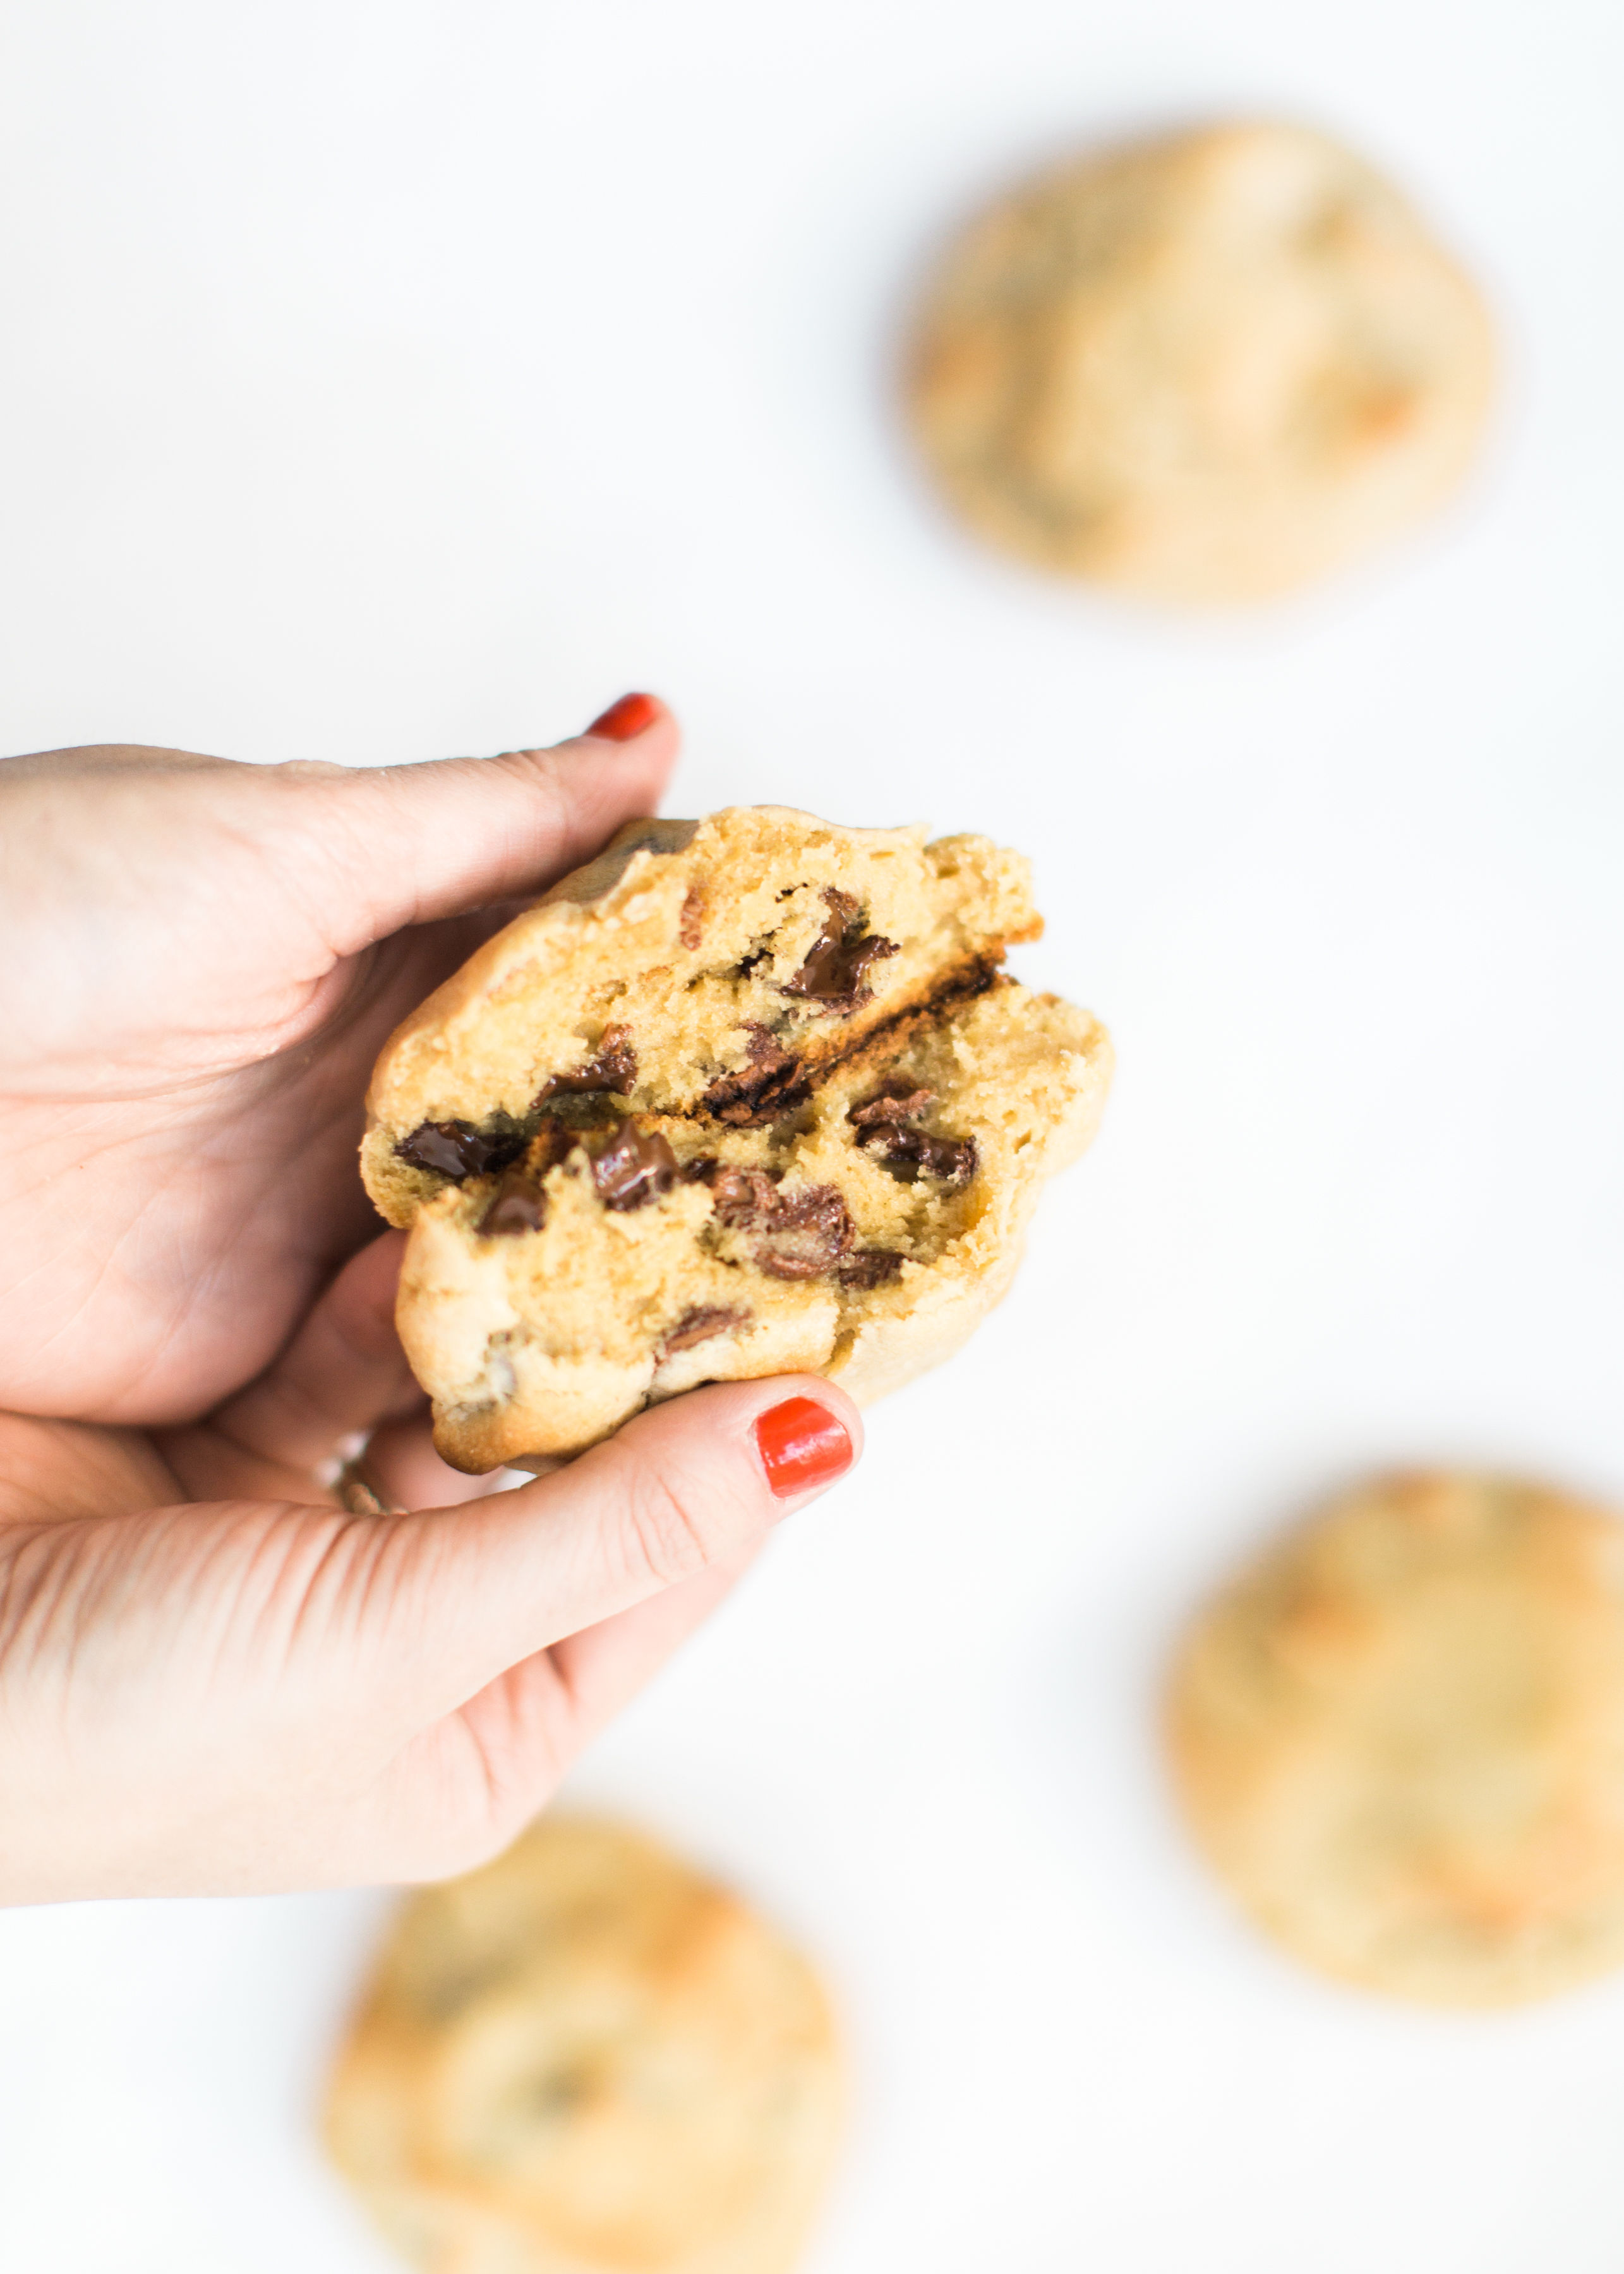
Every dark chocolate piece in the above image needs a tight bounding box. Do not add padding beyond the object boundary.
[588,1122,678,1212]
[678,887,705,951]
[702,1165,855,1279]
[699,1026,809,1126]
[656,1305,750,1361]
[396,1119,527,1180]
[534,1024,637,1101]
[779,887,899,1015]
[847,1083,935,1130]
[837,1247,905,1289]
[709,1166,781,1229]
[848,1085,977,1186]
[752,1184,855,1280]
[478,1172,547,1238]
[857,1121,978,1187]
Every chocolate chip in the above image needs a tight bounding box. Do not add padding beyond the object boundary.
[396,1119,527,1179]
[752,1184,855,1280]
[848,1085,976,1186]
[700,1025,808,1126]
[478,1172,547,1238]
[708,1165,780,1227]
[857,1122,978,1187]
[779,888,899,1015]
[701,1165,855,1278]
[679,887,705,951]
[656,1305,750,1361]
[848,1083,936,1130]
[535,1025,637,1102]
[837,1247,905,1289]
[588,1122,679,1211]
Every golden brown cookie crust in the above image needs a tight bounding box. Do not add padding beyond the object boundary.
[363,807,1111,1470]
[907,120,1495,603]
[324,1817,842,2274]
[1167,1472,1624,2006]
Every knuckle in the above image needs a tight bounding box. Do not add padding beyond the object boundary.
[617,1461,719,1591]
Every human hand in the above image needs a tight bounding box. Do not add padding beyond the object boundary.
[0,700,864,1902]
[0,1259,860,1899]
[0,698,675,1425]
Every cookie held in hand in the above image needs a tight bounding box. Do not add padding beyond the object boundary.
[324,1816,841,2274]
[1167,1472,1624,2007]
[363,807,1111,1471]
[907,120,1495,604]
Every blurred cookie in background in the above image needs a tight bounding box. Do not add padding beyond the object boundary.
[1166,1472,1624,2006]
[906,121,1495,605]
[325,1817,842,2273]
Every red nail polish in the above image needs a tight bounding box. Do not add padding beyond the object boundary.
[587,692,661,742]
[754,1396,853,1500]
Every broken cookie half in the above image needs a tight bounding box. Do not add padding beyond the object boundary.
[361,807,1112,1471]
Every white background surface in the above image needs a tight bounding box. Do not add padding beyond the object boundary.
[2,2,1623,2267]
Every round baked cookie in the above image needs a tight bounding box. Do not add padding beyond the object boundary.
[363,806,1112,1471]
[906,120,1495,603]
[1166,1472,1624,2006]
[324,1817,842,2274]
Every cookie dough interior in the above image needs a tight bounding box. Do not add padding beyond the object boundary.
[363,808,1110,1471]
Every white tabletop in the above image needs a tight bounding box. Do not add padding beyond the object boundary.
[3,2,1623,2268]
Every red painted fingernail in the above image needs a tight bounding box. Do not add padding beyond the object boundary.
[587,692,661,742]
[754,1396,854,1500]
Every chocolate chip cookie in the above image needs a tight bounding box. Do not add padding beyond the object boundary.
[324,1816,841,2274]
[1167,1472,1624,2006]
[907,121,1495,603]
[363,807,1111,1471]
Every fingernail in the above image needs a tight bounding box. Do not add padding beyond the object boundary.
[754,1396,854,1500]
[587,692,661,742]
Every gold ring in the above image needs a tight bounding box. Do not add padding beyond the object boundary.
[334,1458,404,1517]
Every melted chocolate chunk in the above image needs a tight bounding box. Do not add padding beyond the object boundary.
[848,1083,936,1130]
[678,887,706,951]
[701,1165,855,1279]
[752,1184,855,1280]
[535,1025,637,1101]
[858,1122,978,1187]
[780,888,899,1015]
[699,1026,809,1126]
[848,1084,976,1186]
[708,1165,781,1229]
[837,1247,905,1289]
[656,1305,750,1361]
[478,1172,547,1238]
[396,1119,527,1180]
[588,1122,678,1212]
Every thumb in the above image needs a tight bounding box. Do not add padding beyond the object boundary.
[372,1377,863,1719]
[287,691,680,952]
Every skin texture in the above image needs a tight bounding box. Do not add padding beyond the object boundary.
[0,713,863,1903]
